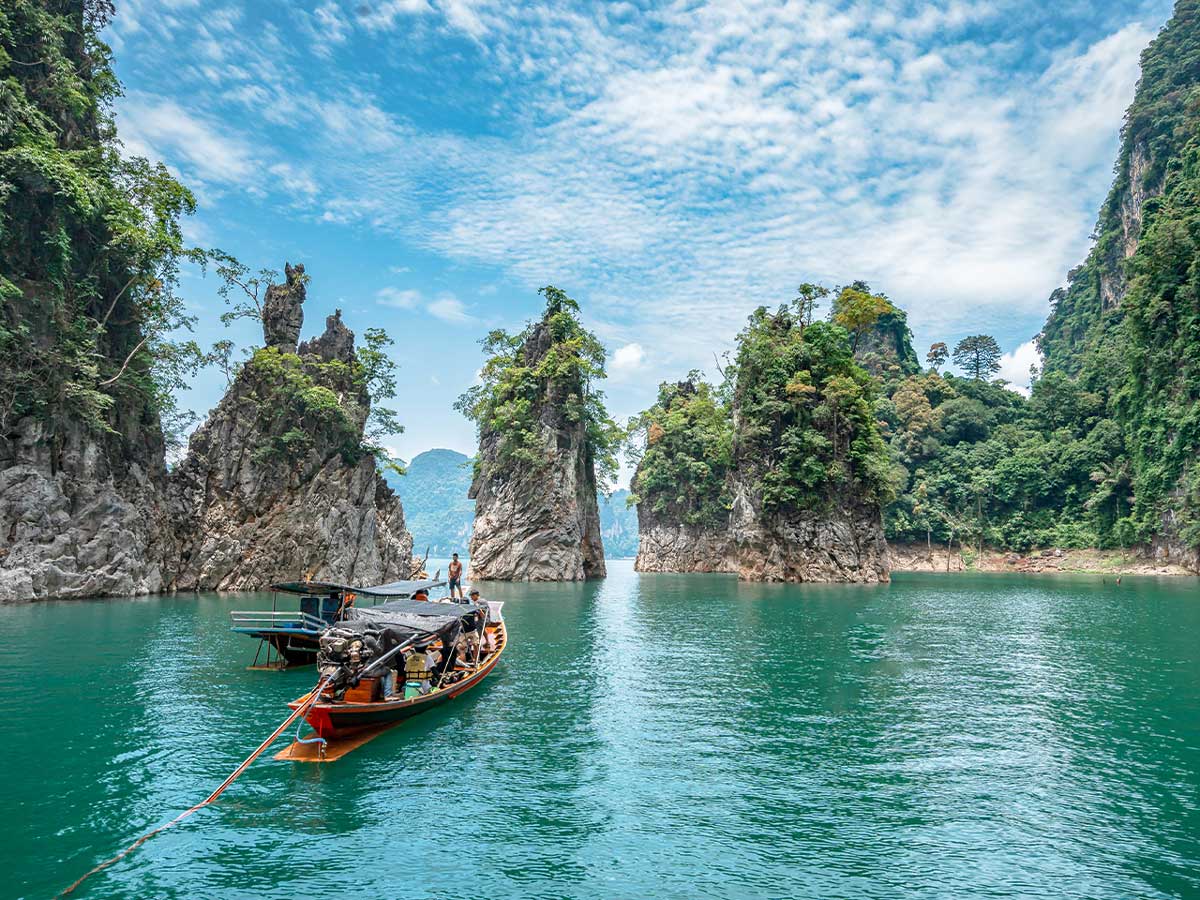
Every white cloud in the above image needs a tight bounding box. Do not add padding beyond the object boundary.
[118,95,257,186]
[610,342,646,376]
[428,295,474,323]
[997,340,1043,396]
[376,287,422,309]
[268,162,319,196]
[357,0,432,31]
[440,0,487,38]
[108,0,1166,399]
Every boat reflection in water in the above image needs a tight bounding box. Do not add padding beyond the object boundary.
[276,584,506,761]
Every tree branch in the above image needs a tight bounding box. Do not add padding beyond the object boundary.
[98,273,140,328]
[99,336,148,387]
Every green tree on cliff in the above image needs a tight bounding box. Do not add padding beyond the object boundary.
[953,335,1002,381]
[831,284,897,353]
[926,342,949,371]
[627,373,732,525]
[731,302,892,511]
[456,286,621,489]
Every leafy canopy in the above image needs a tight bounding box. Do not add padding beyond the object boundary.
[626,373,732,526]
[456,286,620,489]
[731,302,892,512]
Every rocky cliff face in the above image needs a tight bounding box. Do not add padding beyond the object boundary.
[634,505,734,573]
[727,485,889,582]
[0,1,175,603]
[0,395,170,602]
[725,312,891,583]
[167,281,412,591]
[468,319,606,581]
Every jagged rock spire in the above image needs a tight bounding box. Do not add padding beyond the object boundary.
[262,262,306,349]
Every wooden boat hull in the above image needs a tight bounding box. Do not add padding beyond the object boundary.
[287,622,507,743]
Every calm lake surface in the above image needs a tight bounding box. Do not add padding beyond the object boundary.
[3,563,1198,899]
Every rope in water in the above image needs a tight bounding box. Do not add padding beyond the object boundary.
[58,678,330,897]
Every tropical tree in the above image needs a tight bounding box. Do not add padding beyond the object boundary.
[794,283,830,332]
[952,334,1002,381]
[926,342,949,371]
[357,327,403,446]
[205,249,285,326]
[831,285,896,352]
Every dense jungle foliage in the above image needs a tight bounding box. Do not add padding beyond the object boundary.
[457,286,621,489]
[628,285,1169,553]
[630,290,895,522]
[731,304,893,512]
[627,374,732,526]
[0,0,200,445]
[242,346,370,468]
[1033,0,1200,552]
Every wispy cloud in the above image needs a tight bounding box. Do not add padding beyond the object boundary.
[107,0,1170,395]
[428,295,474,323]
[376,287,423,309]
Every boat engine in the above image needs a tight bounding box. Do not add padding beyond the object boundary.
[317,621,414,688]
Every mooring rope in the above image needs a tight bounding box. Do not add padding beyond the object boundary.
[59,678,330,897]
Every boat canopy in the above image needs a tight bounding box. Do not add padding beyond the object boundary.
[270,579,447,598]
[345,598,483,633]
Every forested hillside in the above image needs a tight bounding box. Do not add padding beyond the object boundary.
[1036,0,1200,562]
[386,449,475,557]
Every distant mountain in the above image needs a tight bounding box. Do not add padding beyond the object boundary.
[386,448,639,559]
[386,449,476,558]
[598,489,639,559]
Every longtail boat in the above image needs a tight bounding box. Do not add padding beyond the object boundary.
[276,594,507,761]
[229,578,445,668]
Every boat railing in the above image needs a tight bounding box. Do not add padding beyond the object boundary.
[230,609,329,634]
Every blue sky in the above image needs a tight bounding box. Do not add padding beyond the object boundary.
[105,0,1173,486]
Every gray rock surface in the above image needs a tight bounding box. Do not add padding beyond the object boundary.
[167,299,412,590]
[634,517,734,573]
[727,479,890,582]
[468,320,605,581]
[262,262,306,349]
[0,418,168,601]
[1100,142,1158,311]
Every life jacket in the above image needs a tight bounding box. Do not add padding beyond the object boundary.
[404,652,432,682]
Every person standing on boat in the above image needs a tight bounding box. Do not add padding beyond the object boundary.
[448,553,464,599]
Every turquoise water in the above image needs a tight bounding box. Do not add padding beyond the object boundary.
[2,563,1198,899]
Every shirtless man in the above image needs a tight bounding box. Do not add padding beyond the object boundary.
[448,553,464,599]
